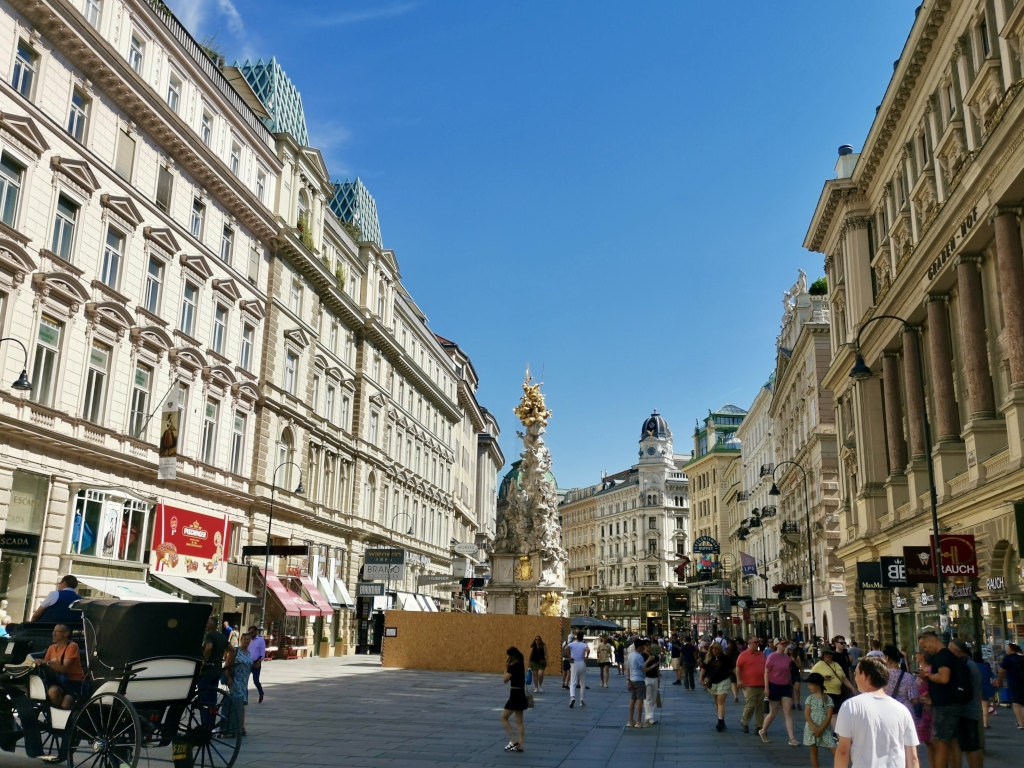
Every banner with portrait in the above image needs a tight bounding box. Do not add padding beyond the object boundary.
[157,389,180,480]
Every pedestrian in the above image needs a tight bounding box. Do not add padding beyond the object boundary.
[726,636,741,702]
[914,649,936,768]
[865,639,885,658]
[222,619,233,638]
[789,646,804,706]
[199,616,228,721]
[529,635,548,693]
[596,635,613,688]
[566,631,590,708]
[973,648,996,729]
[802,672,837,768]
[762,638,799,746]
[832,636,853,682]
[643,637,661,726]
[224,632,253,736]
[735,637,767,736]
[615,635,626,676]
[883,644,920,721]
[834,655,919,768]
[627,637,648,728]
[810,645,856,727]
[700,640,734,732]
[247,625,266,703]
[917,630,959,768]
[994,642,1024,728]
[848,640,863,673]
[680,636,697,690]
[949,639,983,768]
[670,634,683,685]
[560,638,572,689]
[227,624,240,648]
[500,646,527,752]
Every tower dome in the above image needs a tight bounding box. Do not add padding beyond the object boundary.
[640,410,671,441]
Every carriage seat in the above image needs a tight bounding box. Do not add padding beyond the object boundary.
[91,657,198,704]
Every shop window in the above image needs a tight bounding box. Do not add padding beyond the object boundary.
[70,489,150,562]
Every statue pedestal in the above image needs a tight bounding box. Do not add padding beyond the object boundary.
[486,553,568,616]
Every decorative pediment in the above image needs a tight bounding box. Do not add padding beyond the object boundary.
[169,346,208,374]
[369,393,386,407]
[212,278,241,303]
[100,194,144,229]
[240,298,265,321]
[85,301,133,336]
[50,156,99,195]
[284,327,311,348]
[32,271,89,308]
[232,380,260,406]
[179,253,213,281]
[0,238,35,287]
[144,227,180,255]
[0,112,48,157]
[130,325,173,356]
[203,364,235,388]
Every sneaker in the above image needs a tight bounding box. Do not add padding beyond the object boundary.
[627,721,636,728]
[789,739,800,747]
[569,698,575,708]
[759,730,771,743]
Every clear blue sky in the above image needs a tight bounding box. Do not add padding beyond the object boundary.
[172,0,917,489]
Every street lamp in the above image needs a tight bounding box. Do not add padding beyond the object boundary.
[0,337,32,390]
[769,460,815,657]
[850,314,948,636]
[259,461,305,632]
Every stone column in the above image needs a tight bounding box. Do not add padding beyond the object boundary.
[925,294,961,440]
[994,208,1024,387]
[902,329,927,457]
[882,352,908,474]
[956,255,996,419]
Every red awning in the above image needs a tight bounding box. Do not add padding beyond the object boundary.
[258,569,320,617]
[297,575,334,614]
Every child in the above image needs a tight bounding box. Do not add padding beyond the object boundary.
[803,672,837,768]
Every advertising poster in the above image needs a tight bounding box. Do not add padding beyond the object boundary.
[151,503,231,580]
[157,390,180,480]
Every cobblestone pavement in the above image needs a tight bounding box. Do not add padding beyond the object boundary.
[2,657,1021,767]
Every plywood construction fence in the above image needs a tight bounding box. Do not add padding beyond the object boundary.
[381,612,567,674]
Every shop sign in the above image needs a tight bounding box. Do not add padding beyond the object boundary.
[365,548,405,580]
[857,562,886,590]
[904,545,938,583]
[693,536,720,555]
[986,576,1005,591]
[930,534,977,577]
[357,583,385,596]
[949,582,975,599]
[881,556,909,587]
[151,504,231,580]
[7,471,49,535]
[0,532,40,551]
[926,206,979,280]
[891,593,909,608]
[919,592,934,605]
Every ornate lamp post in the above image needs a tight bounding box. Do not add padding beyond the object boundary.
[850,314,948,636]
[0,337,32,390]
[769,461,815,657]
[259,461,305,632]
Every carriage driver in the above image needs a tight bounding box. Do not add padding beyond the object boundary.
[31,623,85,708]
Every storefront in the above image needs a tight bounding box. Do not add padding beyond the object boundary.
[980,542,1023,649]
[0,470,50,623]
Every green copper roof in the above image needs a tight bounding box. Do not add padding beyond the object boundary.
[235,57,309,146]
[330,178,382,248]
[498,460,557,501]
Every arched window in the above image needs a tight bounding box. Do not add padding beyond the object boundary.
[297,190,309,226]
[277,429,294,487]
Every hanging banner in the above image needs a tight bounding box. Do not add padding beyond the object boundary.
[693,536,720,555]
[857,562,886,590]
[740,551,757,576]
[157,389,180,480]
[930,534,978,577]
[151,503,231,580]
[903,545,938,583]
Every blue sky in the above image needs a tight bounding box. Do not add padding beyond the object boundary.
[171,0,918,489]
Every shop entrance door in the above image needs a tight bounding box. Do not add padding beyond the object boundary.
[0,552,37,623]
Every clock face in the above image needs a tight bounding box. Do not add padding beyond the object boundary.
[647,447,656,456]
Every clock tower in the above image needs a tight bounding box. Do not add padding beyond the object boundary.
[638,410,674,506]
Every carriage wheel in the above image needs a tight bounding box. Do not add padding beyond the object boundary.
[65,692,142,768]
[178,687,241,768]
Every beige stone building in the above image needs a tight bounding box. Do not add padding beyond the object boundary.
[807,0,1024,647]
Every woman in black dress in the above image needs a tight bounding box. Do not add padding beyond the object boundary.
[501,646,527,752]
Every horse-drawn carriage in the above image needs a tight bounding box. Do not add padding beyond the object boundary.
[0,599,242,767]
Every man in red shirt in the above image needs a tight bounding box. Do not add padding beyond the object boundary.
[735,637,767,734]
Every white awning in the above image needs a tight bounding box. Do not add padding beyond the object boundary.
[396,591,421,611]
[332,579,355,608]
[413,594,431,611]
[150,573,219,601]
[424,595,440,612]
[75,575,185,602]
[197,577,259,603]
[317,576,341,608]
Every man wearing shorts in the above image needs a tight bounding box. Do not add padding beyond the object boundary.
[627,638,648,728]
[596,636,613,687]
[917,631,958,768]
[949,639,982,768]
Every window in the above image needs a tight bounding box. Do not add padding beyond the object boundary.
[155,165,173,212]
[284,350,298,394]
[219,226,233,263]
[175,382,190,442]
[180,282,198,336]
[370,411,379,445]
[240,323,254,371]
[200,398,219,465]
[255,168,266,203]
[311,373,320,413]
[166,73,181,113]
[128,33,144,73]
[341,396,350,430]
[30,316,61,407]
[200,111,212,146]
[101,227,124,288]
[128,363,151,438]
[143,256,163,313]
[12,42,37,98]
[325,384,335,421]
[247,246,260,285]
[190,198,204,238]
[329,321,338,353]
[71,489,150,562]
[114,129,135,180]
[289,278,302,314]
[84,0,101,28]
[229,142,240,175]
[0,154,25,227]
[212,304,227,354]
[230,411,246,474]
[50,195,78,261]
[82,341,111,423]
[67,88,90,141]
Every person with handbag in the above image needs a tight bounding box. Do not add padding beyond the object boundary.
[700,641,735,732]
[501,647,528,753]
[643,638,661,726]
[31,623,84,708]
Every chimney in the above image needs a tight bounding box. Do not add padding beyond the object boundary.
[835,144,859,179]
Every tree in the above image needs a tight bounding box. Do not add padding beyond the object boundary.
[809,277,828,295]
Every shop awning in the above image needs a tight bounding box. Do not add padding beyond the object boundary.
[258,569,319,617]
[332,579,355,608]
[424,595,440,612]
[297,575,333,614]
[196,577,259,603]
[413,594,431,611]
[317,576,341,609]
[75,575,185,602]
[150,573,219,601]
[396,591,421,611]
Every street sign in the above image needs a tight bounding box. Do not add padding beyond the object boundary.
[365,548,405,580]
[693,536,720,555]
[357,583,385,596]
[452,543,479,556]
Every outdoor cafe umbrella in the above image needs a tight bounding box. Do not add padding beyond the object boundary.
[569,616,624,631]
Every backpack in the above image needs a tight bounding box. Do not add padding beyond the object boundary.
[951,656,972,705]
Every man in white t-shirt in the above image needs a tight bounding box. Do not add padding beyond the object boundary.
[567,631,590,708]
[835,655,920,768]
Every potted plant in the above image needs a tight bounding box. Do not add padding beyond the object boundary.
[319,631,331,658]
